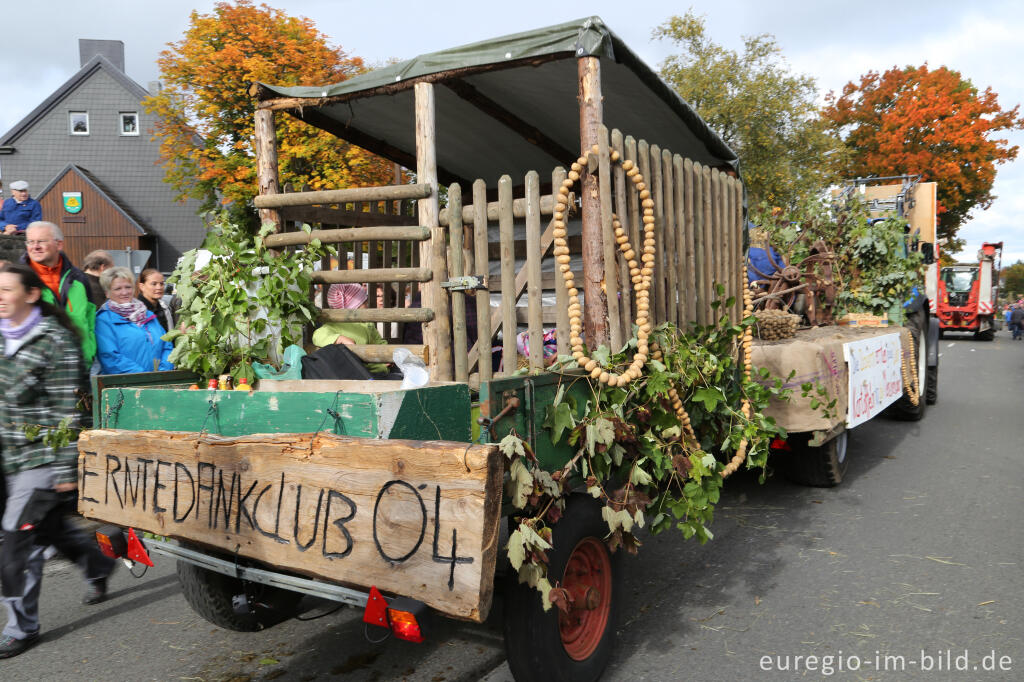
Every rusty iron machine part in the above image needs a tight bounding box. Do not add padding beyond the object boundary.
[749,239,837,326]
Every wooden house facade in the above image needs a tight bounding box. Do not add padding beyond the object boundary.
[35,163,152,268]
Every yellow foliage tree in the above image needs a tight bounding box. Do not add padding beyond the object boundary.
[144,0,397,221]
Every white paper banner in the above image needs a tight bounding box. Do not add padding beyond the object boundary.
[843,333,903,427]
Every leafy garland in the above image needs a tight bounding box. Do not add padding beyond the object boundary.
[500,297,790,610]
[164,212,334,382]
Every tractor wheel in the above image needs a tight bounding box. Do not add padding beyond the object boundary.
[781,431,849,487]
[503,495,621,682]
[176,548,301,632]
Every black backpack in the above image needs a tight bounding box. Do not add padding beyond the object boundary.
[300,343,374,380]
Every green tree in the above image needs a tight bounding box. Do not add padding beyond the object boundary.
[654,11,845,207]
[1001,260,1024,298]
[144,0,397,224]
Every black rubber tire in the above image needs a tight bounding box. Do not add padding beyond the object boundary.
[938,329,945,340]
[926,364,938,405]
[888,311,928,421]
[781,431,849,487]
[503,495,621,682]
[176,553,301,632]
[976,328,995,341]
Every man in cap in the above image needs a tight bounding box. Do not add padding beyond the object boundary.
[19,221,96,364]
[1,181,43,234]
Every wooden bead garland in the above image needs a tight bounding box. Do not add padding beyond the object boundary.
[899,327,920,406]
[720,266,755,479]
[559,145,655,387]
[558,147,757,477]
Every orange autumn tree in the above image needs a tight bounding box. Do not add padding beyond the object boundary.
[823,64,1023,246]
[144,0,396,222]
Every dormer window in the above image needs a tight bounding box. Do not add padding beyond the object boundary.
[120,112,139,136]
[70,111,89,135]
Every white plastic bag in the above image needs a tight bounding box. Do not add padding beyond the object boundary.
[394,347,429,389]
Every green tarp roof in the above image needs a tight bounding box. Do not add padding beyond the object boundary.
[254,17,738,187]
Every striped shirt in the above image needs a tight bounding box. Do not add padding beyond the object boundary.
[0,316,86,485]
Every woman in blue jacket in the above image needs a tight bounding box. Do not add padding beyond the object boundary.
[95,266,173,374]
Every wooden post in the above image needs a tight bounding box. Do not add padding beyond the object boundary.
[577,56,608,350]
[525,171,544,373]
[552,167,571,358]
[254,109,281,231]
[498,176,516,375]
[473,179,493,384]
[449,183,468,383]
[611,130,632,342]
[415,82,452,381]
[598,126,622,351]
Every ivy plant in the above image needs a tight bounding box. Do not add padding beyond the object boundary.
[164,211,333,382]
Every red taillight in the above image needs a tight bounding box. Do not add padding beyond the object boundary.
[362,587,427,643]
[125,528,154,567]
[388,609,424,642]
[95,526,128,559]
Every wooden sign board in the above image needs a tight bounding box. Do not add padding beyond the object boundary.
[78,429,503,622]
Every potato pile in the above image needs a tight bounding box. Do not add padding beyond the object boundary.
[753,309,800,340]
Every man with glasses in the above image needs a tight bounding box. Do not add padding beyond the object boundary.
[19,221,96,365]
[1,181,43,235]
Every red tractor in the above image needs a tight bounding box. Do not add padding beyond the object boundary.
[937,241,1003,339]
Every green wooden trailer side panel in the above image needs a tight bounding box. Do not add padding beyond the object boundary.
[479,371,593,471]
[97,380,473,442]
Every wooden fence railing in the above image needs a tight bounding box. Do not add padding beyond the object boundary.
[267,126,744,383]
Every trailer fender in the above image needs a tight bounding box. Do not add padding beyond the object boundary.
[927,315,940,367]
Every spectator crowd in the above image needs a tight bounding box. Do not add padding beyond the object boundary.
[0,181,180,659]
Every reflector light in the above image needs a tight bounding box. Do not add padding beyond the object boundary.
[125,528,154,567]
[362,585,389,628]
[95,526,128,559]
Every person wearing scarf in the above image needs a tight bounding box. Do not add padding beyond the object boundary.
[94,266,174,375]
[0,263,116,658]
[312,283,389,375]
[136,267,175,333]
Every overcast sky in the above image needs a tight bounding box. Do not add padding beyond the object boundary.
[2,0,1021,262]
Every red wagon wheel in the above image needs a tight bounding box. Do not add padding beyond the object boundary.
[559,537,613,660]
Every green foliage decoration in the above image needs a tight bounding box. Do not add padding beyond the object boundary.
[164,212,333,382]
[502,307,791,610]
[751,197,923,316]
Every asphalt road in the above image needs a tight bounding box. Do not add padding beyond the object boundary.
[6,331,1023,681]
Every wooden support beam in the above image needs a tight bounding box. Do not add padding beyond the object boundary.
[279,206,419,227]
[254,109,282,231]
[578,56,608,350]
[319,308,434,324]
[255,184,431,209]
[311,267,432,284]
[438,194,561,226]
[472,179,493,384]
[264,226,430,248]
[416,82,452,381]
[346,344,427,364]
[444,78,576,164]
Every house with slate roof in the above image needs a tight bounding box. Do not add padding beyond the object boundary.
[0,39,204,271]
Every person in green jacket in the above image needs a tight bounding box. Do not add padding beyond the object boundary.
[21,221,96,366]
[312,283,389,375]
